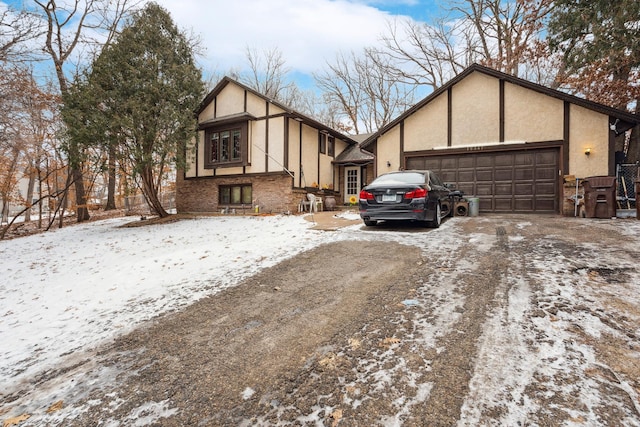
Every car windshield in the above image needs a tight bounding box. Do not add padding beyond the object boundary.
[372,172,425,185]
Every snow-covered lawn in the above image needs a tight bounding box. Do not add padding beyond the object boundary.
[1,214,353,384]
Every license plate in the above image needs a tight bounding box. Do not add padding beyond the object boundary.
[382,194,396,202]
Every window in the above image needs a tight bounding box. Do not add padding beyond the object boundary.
[204,122,248,168]
[328,136,335,157]
[219,184,252,205]
[319,133,326,154]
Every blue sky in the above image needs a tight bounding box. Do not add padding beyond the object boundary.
[152,0,446,88]
[2,0,447,90]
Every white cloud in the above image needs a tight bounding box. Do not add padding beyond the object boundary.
[155,0,395,77]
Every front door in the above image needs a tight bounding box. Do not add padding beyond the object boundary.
[344,166,360,204]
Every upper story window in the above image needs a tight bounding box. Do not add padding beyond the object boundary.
[204,122,248,169]
[319,133,326,154]
[328,136,335,157]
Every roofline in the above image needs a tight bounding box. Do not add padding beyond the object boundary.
[197,76,358,145]
[362,63,640,148]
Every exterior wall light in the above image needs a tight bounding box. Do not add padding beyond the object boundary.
[386,161,391,167]
[584,148,591,156]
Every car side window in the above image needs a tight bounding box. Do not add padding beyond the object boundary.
[429,172,442,187]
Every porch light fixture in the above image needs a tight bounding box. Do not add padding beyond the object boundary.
[386,161,391,167]
[584,148,591,156]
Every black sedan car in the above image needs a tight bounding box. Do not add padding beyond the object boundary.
[358,170,451,228]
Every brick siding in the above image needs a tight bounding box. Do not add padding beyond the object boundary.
[176,172,304,214]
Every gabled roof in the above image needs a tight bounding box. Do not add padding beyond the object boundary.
[198,77,358,145]
[333,143,374,165]
[362,63,640,148]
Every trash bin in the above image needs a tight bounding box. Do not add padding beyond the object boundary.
[467,197,480,217]
[582,176,617,218]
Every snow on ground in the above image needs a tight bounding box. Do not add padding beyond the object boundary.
[2,213,640,426]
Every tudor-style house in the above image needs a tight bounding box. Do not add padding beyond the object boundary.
[177,65,639,217]
[176,77,368,214]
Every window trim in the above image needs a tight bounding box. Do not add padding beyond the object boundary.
[204,121,249,169]
[219,184,253,205]
[319,133,326,154]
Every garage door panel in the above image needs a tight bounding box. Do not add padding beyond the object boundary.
[458,170,475,181]
[514,183,533,195]
[494,198,514,211]
[495,168,513,181]
[440,171,457,183]
[476,169,494,181]
[495,154,514,166]
[476,184,494,195]
[458,157,475,168]
[495,183,514,195]
[514,198,534,211]
[536,151,557,165]
[515,168,534,180]
[515,153,534,165]
[536,167,557,180]
[476,156,493,167]
[405,146,559,213]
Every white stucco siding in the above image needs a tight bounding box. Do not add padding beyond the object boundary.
[215,84,246,117]
[287,120,302,181]
[404,92,448,150]
[300,125,318,187]
[267,117,285,173]
[504,83,564,142]
[377,126,401,172]
[569,105,609,178]
[196,131,213,177]
[246,92,266,117]
[451,72,500,146]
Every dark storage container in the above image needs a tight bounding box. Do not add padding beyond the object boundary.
[582,176,617,218]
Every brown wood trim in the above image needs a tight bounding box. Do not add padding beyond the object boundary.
[244,90,247,112]
[194,133,199,178]
[299,122,303,187]
[404,140,564,158]
[447,87,452,147]
[265,101,270,171]
[400,121,405,169]
[254,112,289,121]
[284,117,289,172]
[563,101,570,174]
[183,170,291,180]
[499,79,505,142]
[608,120,616,176]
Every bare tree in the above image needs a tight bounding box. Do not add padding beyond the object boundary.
[315,50,416,134]
[33,0,139,222]
[372,0,554,90]
[0,5,42,62]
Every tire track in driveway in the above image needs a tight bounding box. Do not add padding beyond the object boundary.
[412,224,512,426]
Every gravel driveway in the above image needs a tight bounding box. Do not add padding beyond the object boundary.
[4,214,640,426]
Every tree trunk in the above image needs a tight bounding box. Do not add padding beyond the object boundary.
[140,166,168,217]
[105,145,117,210]
[72,166,90,222]
[24,168,36,222]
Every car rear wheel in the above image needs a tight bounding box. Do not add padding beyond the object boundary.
[364,220,377,226]
[428,203,442,228]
